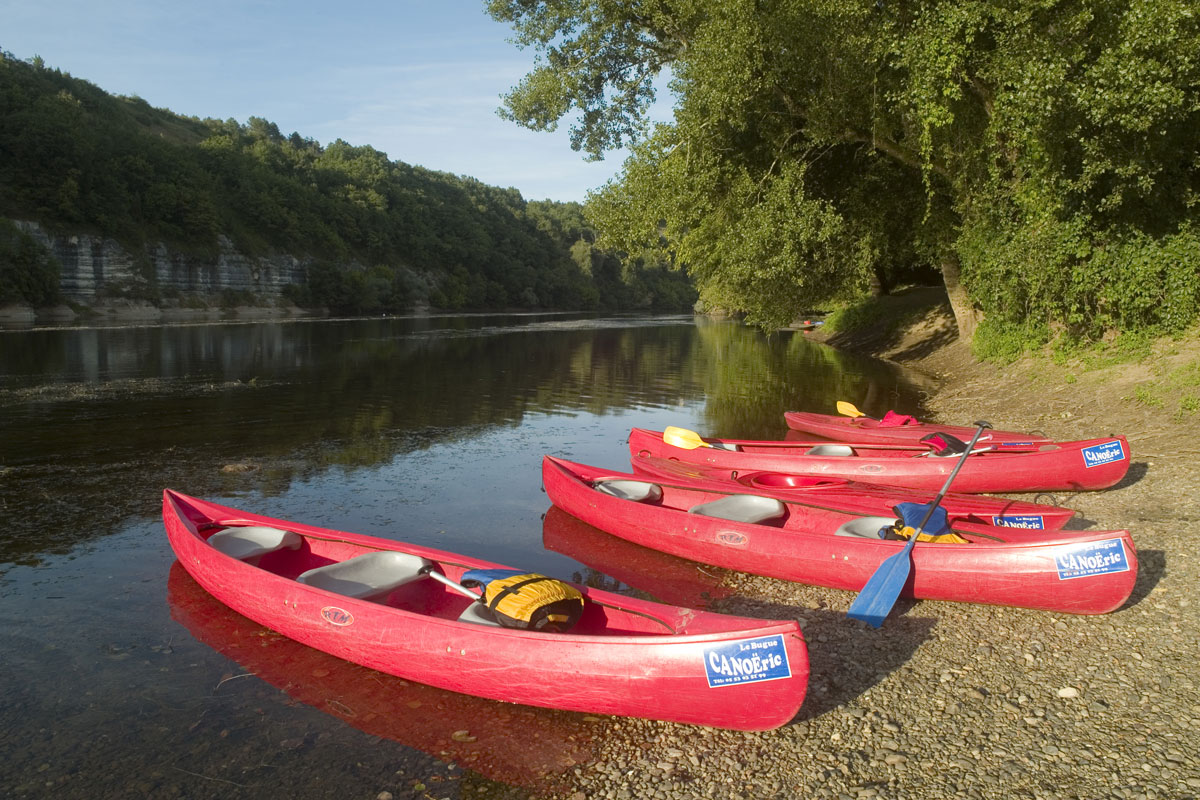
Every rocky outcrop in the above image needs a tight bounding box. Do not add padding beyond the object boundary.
[12,220,308,303]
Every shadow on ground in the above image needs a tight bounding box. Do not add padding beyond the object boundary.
[1123,548,1164,609]
[713,594,937,722]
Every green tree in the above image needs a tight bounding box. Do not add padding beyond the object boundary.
[490,0,1200,341]
[0,219,60,305]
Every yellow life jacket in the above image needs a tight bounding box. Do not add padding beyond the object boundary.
[461,570,584,631]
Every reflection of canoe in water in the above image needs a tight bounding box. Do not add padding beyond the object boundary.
[628,427,1132,493]
[541,504,733,609]
[630,452,1077,531]
[543,456,1138,616]
[163,490,808,730]
[165,562,593,791]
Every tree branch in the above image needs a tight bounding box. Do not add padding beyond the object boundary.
[843,128,949,179]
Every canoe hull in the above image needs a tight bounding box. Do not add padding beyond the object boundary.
[543,457,1137,615]
[629,428,1132,493]
[163,490,808,730]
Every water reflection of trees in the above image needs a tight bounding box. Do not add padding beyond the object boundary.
[1,319,706,561]
[0,317,926,564]
[694,324,929,440]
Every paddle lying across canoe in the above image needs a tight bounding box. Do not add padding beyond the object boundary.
[542,456,1137,615]
[784,409,1055,448]
[628,427,1132,493]
[630,452,1078,531]
[162,489,809,730]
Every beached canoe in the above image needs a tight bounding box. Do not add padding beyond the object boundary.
[163,489,809,730]
[543,456,1137,615]
[628,427,1132,493]
[630,452,1077,531]
[784,410,1055,448]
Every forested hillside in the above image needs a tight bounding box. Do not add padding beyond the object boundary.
[0,51,696,314]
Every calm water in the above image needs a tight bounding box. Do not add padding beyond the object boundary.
[0,313,930,799]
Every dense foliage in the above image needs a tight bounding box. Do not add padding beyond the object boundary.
[489,0,1200,344]
[0,217,59,305]
[0,51,695,313]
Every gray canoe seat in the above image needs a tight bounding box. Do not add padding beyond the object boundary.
[594,479,663,503]
[834,516,895,538]
[457,602,503,627]
[806,444,856,457]
[296,551,432,601]
[688,494,786,524]
[208,526,302,560]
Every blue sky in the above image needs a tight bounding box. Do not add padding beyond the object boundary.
[1,0,666,202]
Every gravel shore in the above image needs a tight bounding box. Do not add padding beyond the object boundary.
[558,323,1200,800]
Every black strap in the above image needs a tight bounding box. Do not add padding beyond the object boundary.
[487,575,551,613]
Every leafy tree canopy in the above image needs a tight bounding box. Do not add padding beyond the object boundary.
[490,0,1200,341]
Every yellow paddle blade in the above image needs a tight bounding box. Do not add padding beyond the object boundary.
[662,426,712,450]
[836,401,865,418]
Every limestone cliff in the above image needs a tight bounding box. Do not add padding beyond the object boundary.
[13,220,308,303]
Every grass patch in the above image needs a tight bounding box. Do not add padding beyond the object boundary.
[822,288,935,337]
[971,318,1050,365]
[1131,353,1200,418]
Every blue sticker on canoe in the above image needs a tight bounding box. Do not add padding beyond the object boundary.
[703,634,791,688]
[998,441,1034,447]
[1081,440,1126,468]
[991,515,1045,529]
[1054,538,1130,580]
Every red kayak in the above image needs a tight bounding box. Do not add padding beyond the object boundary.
[784,409,1055,448]
[628,428,1131,493]
[630,452,1077,531]
[543,456,1137,615]
[163,490,808,730]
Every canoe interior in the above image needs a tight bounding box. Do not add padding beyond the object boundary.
[201,524,699,637]
[733,440,1061,459]
[579,466,1073,546]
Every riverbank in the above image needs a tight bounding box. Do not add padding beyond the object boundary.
[568,294,1200,799]
[0,299,323,327]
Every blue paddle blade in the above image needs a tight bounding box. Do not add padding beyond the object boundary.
[846,543,915,628]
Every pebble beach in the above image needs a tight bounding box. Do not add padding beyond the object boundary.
[558,321,1200,800]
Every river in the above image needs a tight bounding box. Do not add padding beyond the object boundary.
[0,312,930,798]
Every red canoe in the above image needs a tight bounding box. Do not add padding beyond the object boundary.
[784,410,1055,448]
[628,428,1131,493]
[163,489,808,730]
[630,452,1077,531]
[543,456,1137,615]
